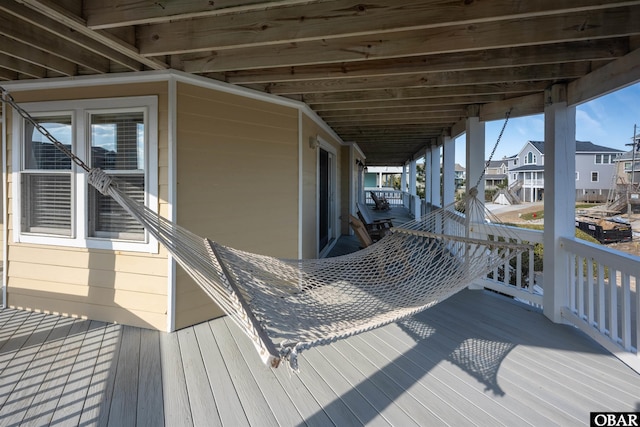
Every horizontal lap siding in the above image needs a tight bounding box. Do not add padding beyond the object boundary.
[5,82,170,330]
[175,82,299,329]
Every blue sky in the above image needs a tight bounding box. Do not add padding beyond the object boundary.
[454,82,640,166]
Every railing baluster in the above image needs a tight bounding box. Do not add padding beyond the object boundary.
[622,273,631,351]
[569,253,576,311]
[597,263,606,334]
[578,256,585,320]
[610,269,619,344]
[528,245,534,291]
[587,258,595,327]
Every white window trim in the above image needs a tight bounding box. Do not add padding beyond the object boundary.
[12,96,159,253]
[575,171,579,181]
[590,171,599,182]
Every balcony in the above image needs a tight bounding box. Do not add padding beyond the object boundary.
[1,202,638,425]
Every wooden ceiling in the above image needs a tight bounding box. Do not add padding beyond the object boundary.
[1,1,640,165]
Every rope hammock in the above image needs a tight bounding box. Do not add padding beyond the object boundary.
[2,87,530,370]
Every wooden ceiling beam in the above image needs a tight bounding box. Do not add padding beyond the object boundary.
[0,9,110,73]
[309,95,507,111]
[324,111,464,123]
[0,34,76,76]
[0,53,47,78]
[265,63,592,94]
[318,105,466,118]
[0,1,143,72]
[14,0,167,71]
[85,0,324,29]
[173,6,640,71]
[302,82,548,104]
[137,0,640,55]
[0,67,19,81]
[226,39,628,84]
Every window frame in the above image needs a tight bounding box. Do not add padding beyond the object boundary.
[12,96,159,253]
[591,171,599,182]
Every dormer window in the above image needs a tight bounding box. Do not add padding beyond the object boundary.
[524,151,536,164]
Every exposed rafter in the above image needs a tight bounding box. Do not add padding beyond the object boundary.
[0,0,638,164]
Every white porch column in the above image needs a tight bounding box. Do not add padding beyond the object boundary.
[424,148,432,205]
[442,134,455,206]
[465,107,485,198]
[401,163,408,193]
[409,159,417,195]
[430,145,441,208]
[543,84,576,323]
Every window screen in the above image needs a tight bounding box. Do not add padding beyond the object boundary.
[89,112,145,240]
[22,115,73,236]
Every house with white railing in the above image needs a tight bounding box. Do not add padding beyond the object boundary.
[508,141,624,203]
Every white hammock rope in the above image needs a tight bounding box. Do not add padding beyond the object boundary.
[91,170,530,369]
[3,87,528,370]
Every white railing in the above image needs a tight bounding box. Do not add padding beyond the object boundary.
[523,179,545,187]
[438,213,639,371]
[471,223,544,307]
[365,189,404,207]
[560,237,639,372]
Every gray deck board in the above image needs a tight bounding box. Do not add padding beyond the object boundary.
[108,325,140,426]
[48,320,108,427]
[193,322,249,427]
[10,316,77,427]
[137,328,164,427]
[177,326,221,427]
[209,319,280,427]
[159,330,193,426]
[224,320,305,426]
[78,323,122,427]
[23,319,92,426]
[1,287,640,427]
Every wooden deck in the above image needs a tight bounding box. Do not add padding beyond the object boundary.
[1,287,639,426]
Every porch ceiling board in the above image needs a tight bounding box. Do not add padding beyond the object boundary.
[0,1,639,165]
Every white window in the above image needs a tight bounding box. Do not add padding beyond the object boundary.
[13,96,158,252]
[595,154,613,164]
[591,171,599,182]
[575,171,579,181]
[524,151,536,164]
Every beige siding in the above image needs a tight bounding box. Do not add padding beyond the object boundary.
[174,82,299,329]
[5,82,170,330]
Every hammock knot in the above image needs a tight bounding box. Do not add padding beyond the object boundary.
[468,186,478,198]
[88,168,113,195]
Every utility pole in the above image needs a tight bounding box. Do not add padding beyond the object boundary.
[626,124,638,219]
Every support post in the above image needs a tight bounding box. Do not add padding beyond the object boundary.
[424,147,432,207]
[543,84,576,323]
[442,133,455,206]
[430,145,441,208]
[466,106,485,200]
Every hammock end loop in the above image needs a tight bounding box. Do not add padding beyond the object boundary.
[88,168,113,195]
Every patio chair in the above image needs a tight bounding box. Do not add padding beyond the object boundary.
[356,202,393,238]
[348,214,373,248]
[370,191,390,210]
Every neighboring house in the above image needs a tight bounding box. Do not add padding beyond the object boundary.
[483,159,509,189]
[610,149,640,213]
[508,140,624,203]
[364,166,403,189]
[613,149,640,186]
[4,72,354,332]
[454,163,466,188]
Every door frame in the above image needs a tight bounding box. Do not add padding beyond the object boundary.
[317,137,337,257]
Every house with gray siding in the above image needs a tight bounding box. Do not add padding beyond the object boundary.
[508,140,623,203]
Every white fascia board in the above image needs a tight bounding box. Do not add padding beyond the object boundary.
[2,69,345,146]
